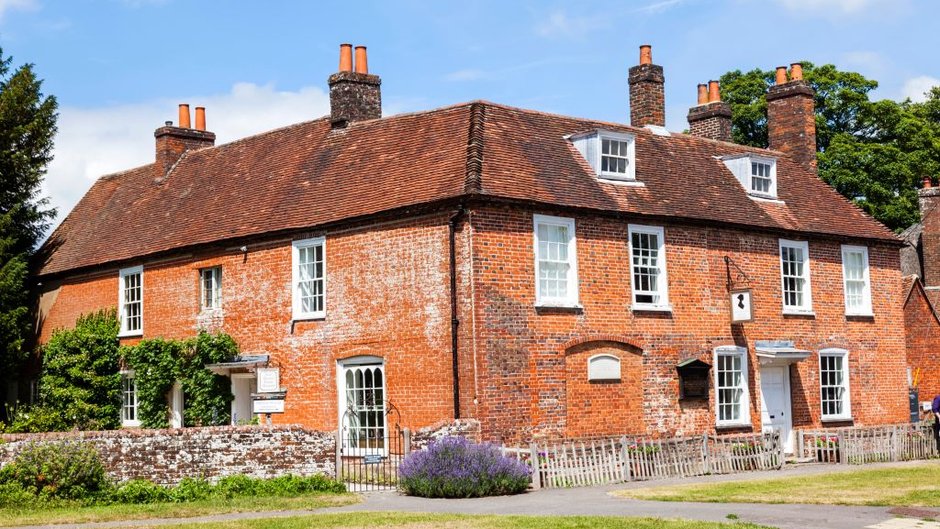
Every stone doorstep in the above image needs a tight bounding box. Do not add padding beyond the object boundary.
[889,507,940,521]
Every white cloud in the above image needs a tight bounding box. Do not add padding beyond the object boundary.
[635,0,683,14]
[535,10,606,39]
[776,0,894,14]
[901,75,940,103]
[42,82,330,232]
[0,0,38,21]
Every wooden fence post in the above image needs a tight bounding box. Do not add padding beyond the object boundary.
[701,433,710,474]
[620,436,631,482]
[529,442,541,490]
[403,428,412,456]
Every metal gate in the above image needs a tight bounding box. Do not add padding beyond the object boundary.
[336,401,406,491]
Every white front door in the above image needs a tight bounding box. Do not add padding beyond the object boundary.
[759,365,793,453]
[231,374,256,424]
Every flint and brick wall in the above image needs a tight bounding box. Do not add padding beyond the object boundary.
[0,426,334,485]
[468,205,908,443]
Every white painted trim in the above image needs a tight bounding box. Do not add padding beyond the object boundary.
[336,358,387,457]
[291,236,326,321]
[778,239,814,314]
[628,224,670,311]
[120,370,140,428]
[199,266,222,312]
[840,245,873,316]
[713,345,752,428]
[721,154,778,199]
[118,265,143,337]
[759,364,794,453]
[533,214,580,307]
[819,348,852,421]
[596,130,637,181]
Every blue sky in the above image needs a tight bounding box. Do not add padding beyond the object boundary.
[1,0,938,231]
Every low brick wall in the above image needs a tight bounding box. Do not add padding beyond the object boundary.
[0,425,334,485]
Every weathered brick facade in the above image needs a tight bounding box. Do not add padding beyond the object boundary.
[904,279,940,407]
[767,79,817,169]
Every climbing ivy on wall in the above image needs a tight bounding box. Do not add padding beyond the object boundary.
[121,331,236,429]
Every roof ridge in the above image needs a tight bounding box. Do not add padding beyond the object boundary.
[464,102,485,193]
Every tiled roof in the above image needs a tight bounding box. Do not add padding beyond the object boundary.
[38,101,899,277]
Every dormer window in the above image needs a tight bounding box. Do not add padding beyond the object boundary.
[721,154,777,199]
[570,129,637,182]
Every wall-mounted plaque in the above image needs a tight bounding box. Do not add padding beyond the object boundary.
[730,289,753,323]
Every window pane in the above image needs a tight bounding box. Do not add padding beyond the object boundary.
[537,221,573,302]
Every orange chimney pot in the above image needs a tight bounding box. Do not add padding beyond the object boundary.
[708,80,720,103]
[639,44,652,65]
[178,103,191,129]
[354,46,368,74]
[925,175,934,189]
[790,62,803,81]
[775,66,788,85]
[696,83,707,105]
[339,43,353,72]
[194,107,206,131]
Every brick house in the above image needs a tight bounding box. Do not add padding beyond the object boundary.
[31,44,909,450]
[901,178,940,408]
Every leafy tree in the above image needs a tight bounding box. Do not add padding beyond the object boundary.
[0,48,57,385]
[719,63,940,231]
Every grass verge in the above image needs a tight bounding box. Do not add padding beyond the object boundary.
[0,492,358,527]
[614,461,940,507]
[147,512,773,529]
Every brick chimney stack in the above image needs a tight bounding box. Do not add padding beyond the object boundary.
[687,80,733,142]
[154,103,215,181]
[329,43,382,128]
[628,44,666,128]
[920,176,940,288]
[767,62,817,169]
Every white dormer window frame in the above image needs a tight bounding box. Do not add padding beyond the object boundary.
[721,154,778,199]
[570,129,637,182]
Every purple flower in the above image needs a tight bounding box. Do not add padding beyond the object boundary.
[399,436,530,498]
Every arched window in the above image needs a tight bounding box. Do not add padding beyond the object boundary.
[338,356,386,455]
[587,354,621,381]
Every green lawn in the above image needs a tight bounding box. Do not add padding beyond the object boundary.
[0,492,358,527]
[149,512,772,529]
[614,461,940,507]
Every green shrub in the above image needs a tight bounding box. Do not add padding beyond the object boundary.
[0,481,36,508]
[168,477,213,503]
[214,474,257,498]
[0,441,108,500]
[4,405,70,434]
[110,479,170,504]
[25,310,121,432]
[256,474,346,496]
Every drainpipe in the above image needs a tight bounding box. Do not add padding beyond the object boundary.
[448,205,466,419]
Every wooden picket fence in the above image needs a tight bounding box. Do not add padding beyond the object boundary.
[797,422,938,465]
[502,430,782,489]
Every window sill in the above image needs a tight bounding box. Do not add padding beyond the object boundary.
[716,421,752,430]
[748,193,783,204]
[632,303,673,313]
[118,331,143,338]
[782,309,815,317]
[292,314,325,322]
[821,416,853,423]
[845,312,874,318]
[122,421,141,428]
[535,301,582,309]
[597,177,645,187]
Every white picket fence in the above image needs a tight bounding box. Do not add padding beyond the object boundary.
[501,430,782,489]
[797,422,938,465]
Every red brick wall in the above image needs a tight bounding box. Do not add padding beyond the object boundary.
[905,282,940,405]
[564,342,645,438]
[468,205,908,443]
[38,214,458,432]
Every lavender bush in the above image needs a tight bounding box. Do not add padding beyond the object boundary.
[398,436,530,498]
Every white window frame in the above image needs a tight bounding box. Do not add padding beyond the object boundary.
[533,214,579,308]
[291,237,326,320]
[118,265,143,337]
[200,266,222,311]
[337,356,387,456]
[597,131,637,181]
[819,348,852,421]
[628,224,671,311]
[841,245,872,316]
[748,158,777,198]
[120,370,140,427]
[778,239,813,315]
[714,346,751,428]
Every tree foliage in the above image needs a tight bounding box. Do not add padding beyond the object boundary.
[719,63,940,231]
[122,332,236,429]
[0,47,57,380]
